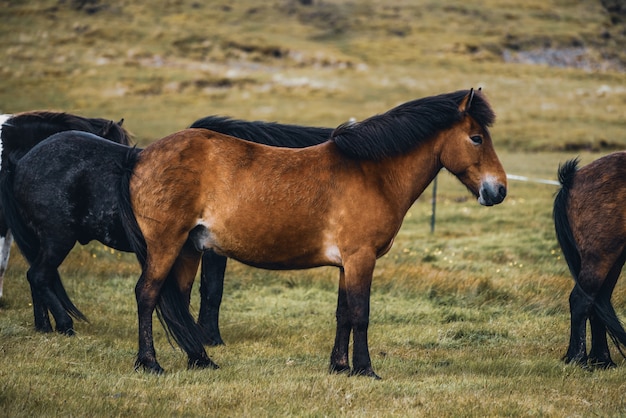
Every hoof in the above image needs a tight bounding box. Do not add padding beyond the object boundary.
[197,327,225,346]
[134,358,165,375]
[57,327,75,336]
[202,337,225,347]
[350,367,382,380]
[188,356,219,370]
[589,359,617,370]
[35,324,54,333]
[329,363,351,375]
[562,353,587,367]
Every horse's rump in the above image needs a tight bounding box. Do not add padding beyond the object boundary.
[7,131,138,253]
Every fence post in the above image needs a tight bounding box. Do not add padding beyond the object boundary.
[430,175,437,234]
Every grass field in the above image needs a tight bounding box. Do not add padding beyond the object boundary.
[1,0,626,416]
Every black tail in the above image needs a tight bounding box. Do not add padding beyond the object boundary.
[553,158,580,280]
[117,147,146,265]
[156,272,216,368]
[51,271,88,322]
[0,162,86,321]
[0,162,40,263]
[554,158,626,358]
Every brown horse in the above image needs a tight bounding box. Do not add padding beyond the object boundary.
[120,89,507,377]
[554,153,626,368]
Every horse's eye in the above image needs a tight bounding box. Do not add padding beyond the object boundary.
[470,135,483,145]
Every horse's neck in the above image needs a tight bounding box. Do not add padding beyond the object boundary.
[362,141,442,214]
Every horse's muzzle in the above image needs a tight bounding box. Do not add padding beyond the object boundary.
[478,180,507,206]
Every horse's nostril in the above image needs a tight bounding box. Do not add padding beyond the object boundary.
[499,185,507,199]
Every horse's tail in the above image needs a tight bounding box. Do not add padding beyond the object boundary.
[0,159,87,321]
[155,269,216,368]
[554,158,626,358]
[553,158,581,279]
[0,160,39,263]
[51,272,87,322]
[117,147,146,265]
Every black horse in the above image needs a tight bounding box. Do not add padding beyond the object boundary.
[2,115,332,339]
[0,112,129,299]
[0,111,129,328]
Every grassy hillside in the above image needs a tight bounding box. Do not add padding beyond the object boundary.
[2,1,626,416]
[1,0,625,150]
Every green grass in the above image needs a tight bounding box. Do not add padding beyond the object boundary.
[2,0,626,416]
[4,151,626,417]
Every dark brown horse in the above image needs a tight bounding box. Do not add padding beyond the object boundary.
[554,152,626,368]
[121,89,507,377]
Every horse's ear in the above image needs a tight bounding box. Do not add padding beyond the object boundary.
[117,118,124,126]
[459,88,475,113]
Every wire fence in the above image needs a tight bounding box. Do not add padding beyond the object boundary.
[429,173,560,233]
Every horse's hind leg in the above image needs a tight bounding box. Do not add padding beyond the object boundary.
[589,255,625,368]
[135,244,217,373]
[28,283,53,333]
[197,250,227,346]
[27,263,75,335]
[589,309,613,368]
[169,245,219,369]
[27,240,78,335]
[564,284,590,365]
[565,250,622,367]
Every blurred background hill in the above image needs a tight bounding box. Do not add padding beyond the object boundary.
[2,4,626,415]
[1,0,625,150]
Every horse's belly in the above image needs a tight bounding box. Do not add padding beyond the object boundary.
[193,222,340,269]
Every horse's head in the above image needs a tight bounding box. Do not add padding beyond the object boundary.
[439,89,507,206]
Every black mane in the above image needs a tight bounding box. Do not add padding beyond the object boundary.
[331,89,495,160]
[190,115,333,147]
[1,111,131,165]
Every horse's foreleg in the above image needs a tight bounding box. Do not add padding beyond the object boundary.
[197,250,227,346]
[0,230,12,299]
[342,252,380,379]
[330,267,351,374]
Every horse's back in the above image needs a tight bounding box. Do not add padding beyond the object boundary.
[16,131,130,182]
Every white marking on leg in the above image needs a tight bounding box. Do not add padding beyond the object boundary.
[0,114,15,173]
[0,231,11,299]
